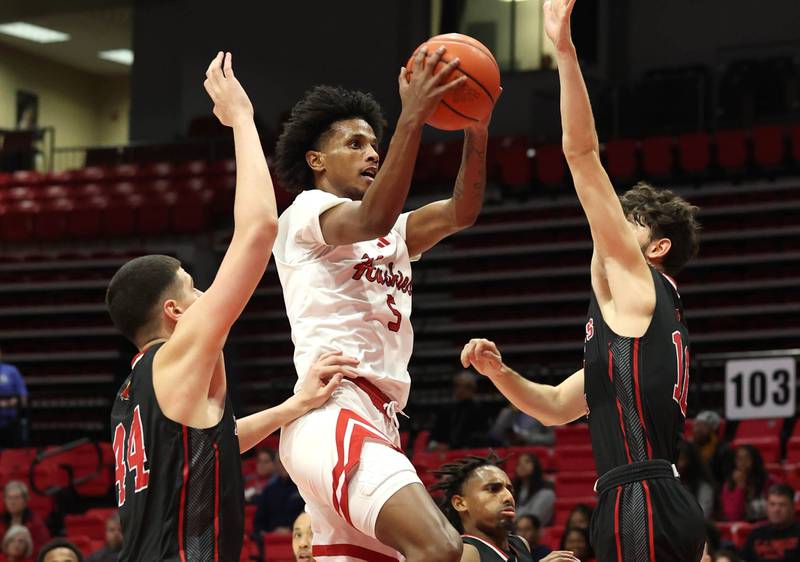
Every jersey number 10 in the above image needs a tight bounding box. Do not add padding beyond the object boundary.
[672,331,690,417]
[113,404,151,507]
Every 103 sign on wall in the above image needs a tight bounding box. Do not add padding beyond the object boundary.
[725,358,796,420]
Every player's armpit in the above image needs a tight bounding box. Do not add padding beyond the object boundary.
[405,200,464,257]
[460,544,482,562]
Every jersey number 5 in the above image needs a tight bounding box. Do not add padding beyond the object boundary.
[672,331,690,417]
[386,295,402,332]
[112,404,151,507]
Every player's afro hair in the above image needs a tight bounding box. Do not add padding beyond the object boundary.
[429,451,505,533]
[274,85,387,193]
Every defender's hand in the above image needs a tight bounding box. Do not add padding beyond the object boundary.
[295,351,359,410]
[460,338,506,379]
[540,552,580,562]
[543,0,577,53]
[203,51,254,128]
[398,46,467,126]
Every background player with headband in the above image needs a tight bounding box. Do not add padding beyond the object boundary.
[273,45,497,561]
[461,0,705,560]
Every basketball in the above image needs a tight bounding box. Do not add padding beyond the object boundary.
[405,33,501,131]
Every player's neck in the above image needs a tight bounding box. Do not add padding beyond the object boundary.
[463,524,509,552]
[138,337,168,353]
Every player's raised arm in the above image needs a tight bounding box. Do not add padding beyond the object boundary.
[461,338,586,426]
[155,52,278,402]
[544,0,654,319]
[404,98,497,257]
[316,47,467,246]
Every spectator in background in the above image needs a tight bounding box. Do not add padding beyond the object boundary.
[253,455,304,535]
[0,348,28,448]
[489,403,554,447]
[0,483,49,553]
[721,445,773,521]
[1,525,34,562]
[245,448,276,502]
[692,410,731,485]
[677,440,716,518]
[430,371,487,451]
[559,527,593,562]
[291,512,313,562]
[514,515,551,561]
[35,539,83,562]
[742,484,800,562]
[85,513,122,562]
[711,550,741,562]
[512,453,556,525]
[564,504,593,531]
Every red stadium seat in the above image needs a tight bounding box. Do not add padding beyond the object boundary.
[35,199,72,241]
[540,525,565,551]
[144,161,177,179]
[790,123,800,164]
[735,418,782,440]
[491,136,533,187]
[605,138,638,182]
[262,532,294,562]
[68,197,105,239]
[715,521,753,549]
[5,186,37,201]
[100,198,137,238]
[553,445,596,475]
[176,160,210,177]
[505,446,554,473]
[39,185,69,200]
[136,193,172,236]
[110,163,142,181]
[0,448,38,472]
[10,170,44,186]
[554,471,596,499]
[715,129,749,172]
[677,132,711,174]
[555,424,591,446]
[412,430,430,458]
[535,144,566,187]
[641,135,673,178]
[66,535,94,557]
[0,200,38,242]
[77,166,109,183]
[752,125,785,168]
[65,513,106,540]
[171,189,212,234]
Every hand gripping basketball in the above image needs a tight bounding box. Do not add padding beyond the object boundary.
[202,51,254,128]
[398,46,467,127]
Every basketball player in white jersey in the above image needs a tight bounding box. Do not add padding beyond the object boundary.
[272,47,496,561]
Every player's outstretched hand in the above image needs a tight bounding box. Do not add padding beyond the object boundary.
[398,46,467,126]
[540,552,579,562]
[202,51,254,128]
[543,0,576,53]
[460,338,506,379]
[296,351,359,410]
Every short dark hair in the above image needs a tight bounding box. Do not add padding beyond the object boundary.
[620,182,700,276]
[37,538,85,562]
[275,85,387,193]
[106,255,182,344]
[768,483,795,502]
[430,451,504,533]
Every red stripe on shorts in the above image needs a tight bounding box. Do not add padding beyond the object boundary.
[313,544,399,561]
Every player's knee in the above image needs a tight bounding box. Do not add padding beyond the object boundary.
[415,526,462,562]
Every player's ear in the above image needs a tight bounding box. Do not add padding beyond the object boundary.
[306,150,325,173]
[646,236,671,261]
[451,494,468,515]
[163,298,183,322]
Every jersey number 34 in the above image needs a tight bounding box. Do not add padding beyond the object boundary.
[113,404,150,507]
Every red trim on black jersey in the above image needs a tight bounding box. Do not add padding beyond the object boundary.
[131,351,145,369]
[213,442,220,562]
[632,338,653,459]
[462,534,509,560]
[610,350,633,463]
[614,486,623,561]
[313,544,399,561]
[642,481,656,562]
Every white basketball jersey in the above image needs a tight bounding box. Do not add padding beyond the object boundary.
[274,189,416,409]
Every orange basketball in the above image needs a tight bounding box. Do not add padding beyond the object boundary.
[405,33,501,131]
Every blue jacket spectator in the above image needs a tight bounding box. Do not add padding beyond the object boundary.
[253,458,304,535]
[0,348,28,448]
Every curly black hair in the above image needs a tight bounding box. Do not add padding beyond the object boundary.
[429,451,505,533]
[274,85,387,193]
[620,182,701,276]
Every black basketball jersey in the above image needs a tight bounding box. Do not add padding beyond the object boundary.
[584,267,690,477]
[462,534,533,562]
[110,343,244,562]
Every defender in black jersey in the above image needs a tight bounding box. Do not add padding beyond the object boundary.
[105,52,357,562]
[461,1,704,561]
[431,453,578,562]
